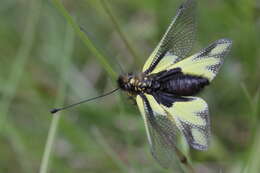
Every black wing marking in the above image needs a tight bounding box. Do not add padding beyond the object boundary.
[152,93,210,150]
[152,91,192,107]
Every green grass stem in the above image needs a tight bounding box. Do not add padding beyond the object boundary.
[99,0,141,65]
[0,0,41,171]
[240,83,260,173]
[52,0,117,80]
[0,0,42,131]
[39,25,74,173]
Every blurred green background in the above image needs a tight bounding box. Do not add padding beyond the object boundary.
[0,0,259,172]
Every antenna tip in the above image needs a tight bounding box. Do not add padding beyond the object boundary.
[50,108,60,114]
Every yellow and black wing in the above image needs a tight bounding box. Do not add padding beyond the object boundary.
[136,94,181,169]
[150,39,232,82]
[136,93,210,167]
[158,94,210,150]
[143,0,196,74]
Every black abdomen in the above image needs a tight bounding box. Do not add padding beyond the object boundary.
[160,74,209,96]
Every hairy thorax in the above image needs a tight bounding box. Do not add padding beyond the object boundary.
[117,73,153,96]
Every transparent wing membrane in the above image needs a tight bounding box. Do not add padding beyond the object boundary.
[136,95,182,169]
[143,0,196,73]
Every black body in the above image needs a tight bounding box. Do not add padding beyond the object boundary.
[150,68,209,96]
[117,67,209,107]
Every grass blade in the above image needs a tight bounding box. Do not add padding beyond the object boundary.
[52,0,117,80]
[39,24,74,173]
[240,83,260,173]
[0,0,42,131]
[99,0,141,65]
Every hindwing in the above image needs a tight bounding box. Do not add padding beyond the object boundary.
[151,39,232,81]
[137,92,210,152]
[160,95,210,150]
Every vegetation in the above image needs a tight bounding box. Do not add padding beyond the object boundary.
[0,0,259,172]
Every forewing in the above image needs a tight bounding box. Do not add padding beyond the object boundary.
[161,96,210,150]
[143,0,196,74]
[152,38,232,81]
[136,94,181,169]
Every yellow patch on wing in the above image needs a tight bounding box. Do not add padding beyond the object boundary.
[142,46,160,72]
[136,95,152,145]
[145,94,166,116]
[169,56,220,81]
[151,39,232,82]
[162,97,210,150]
[209,42,230,55]
[168,97,207,126]
[191,128,208,147]
[149,53,179,73]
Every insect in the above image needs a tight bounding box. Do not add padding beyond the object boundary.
[117,0,232,168]
[51,0,232,169]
